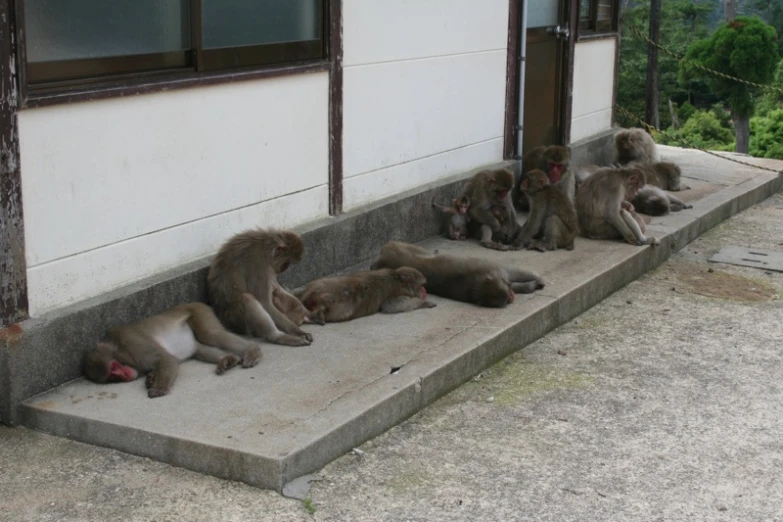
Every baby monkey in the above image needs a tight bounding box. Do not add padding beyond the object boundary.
[432,195,471,240]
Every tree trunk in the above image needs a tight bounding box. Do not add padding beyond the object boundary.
[668,99,680,130]
[645,0,662,130]
[732,111,750,154]
[724,0,736,21]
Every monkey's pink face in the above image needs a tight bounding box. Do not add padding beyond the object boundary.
[107,360,138,382]
[547,162,563,183]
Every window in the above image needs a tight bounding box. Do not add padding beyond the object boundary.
[22,0,327,89]
[579,0,618,35]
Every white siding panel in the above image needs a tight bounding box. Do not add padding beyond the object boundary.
[19,73,329,267]
[343,50,507,179]
[26,185,329,316]
[571,38,616,125]
[571,109,614,143]
[343,138,502,211]
[343,0,508,66]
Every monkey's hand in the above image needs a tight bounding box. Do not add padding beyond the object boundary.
[421,301,437,309]
[216,354,241,375]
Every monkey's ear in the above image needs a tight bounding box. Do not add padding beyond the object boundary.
[628,173,641,185]
[395,271,415,285]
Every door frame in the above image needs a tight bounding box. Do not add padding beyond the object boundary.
[504,0,578,160]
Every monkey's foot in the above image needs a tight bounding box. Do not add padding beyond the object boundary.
[240,346,262,368]
[421,301,437,309]
[216,355,241,375]
[274,334,312,347]
[481,241,510,251]
[147,386,169,398]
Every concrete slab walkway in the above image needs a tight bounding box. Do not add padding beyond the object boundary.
[20,146,783,491]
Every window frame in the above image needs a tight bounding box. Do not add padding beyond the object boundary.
[15,0,331,108]
[577,0,620,39]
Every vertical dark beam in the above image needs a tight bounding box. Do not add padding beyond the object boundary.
[328,0,343,215]
[503,0,521,160]
[0,0,29,326]
[561,0,578,145]
[644,0,661,129]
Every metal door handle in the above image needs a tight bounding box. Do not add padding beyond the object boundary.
[549,25,570,40]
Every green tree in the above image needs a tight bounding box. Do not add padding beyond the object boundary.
[749,109,783,158]
[618,0,714,129]
[680,16,779,153]
[657,110,735,151]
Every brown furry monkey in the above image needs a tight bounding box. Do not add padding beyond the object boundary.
[432,195,471,240]
[614,128,659,165]
[461,168,521,251]
[207,229,314,346]
[516,145,575,211]
[273,287,325,326]
[83,303,262,398]
[293,267,435,323]
[626,161,692,216]
[370,241,545,308]
[576,167,660,246]
[518,169,578,252]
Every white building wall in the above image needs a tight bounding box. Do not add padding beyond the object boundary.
[341,0,509,211]
[19,73,329,315]
[570,38,616,142]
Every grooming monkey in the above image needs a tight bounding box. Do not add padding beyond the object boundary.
[461,168,522,250]
[207,229,314,346]
[518,169,578,252]
[516,145,575,211]
[576,167,660,246]
[83,303,262,398]
[293,267,435,323]
[371,241,545,308]
[432,195,471,240]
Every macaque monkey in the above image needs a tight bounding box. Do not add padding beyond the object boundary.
[574,164,604,191]
[518,170,578,252]
[83,303,262,398]
[273,287,325,326]
[516,145,575,211]
[207,229,314,346]
[614,128,660,165]
[461,168,521,250]
[627,162,692,216]
[371,241,545,308]
[432,195,471,240]
[293,267,435,323]
[576,167,660,246]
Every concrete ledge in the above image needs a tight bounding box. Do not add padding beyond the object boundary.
[18,148,783,491]
[0,160,518,425]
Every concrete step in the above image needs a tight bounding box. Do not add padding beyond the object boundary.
[20,147,783,491]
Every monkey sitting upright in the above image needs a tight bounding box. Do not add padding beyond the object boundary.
[432,195,471,240]
[461,168,522,250]
[576,167,660,247]
[83,303,262,398]
[516,145,575,212]
[208,228,314,347]
[518,169,578,252]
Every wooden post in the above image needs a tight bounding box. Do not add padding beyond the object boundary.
[0,0,29,326]
[644,0,661,131]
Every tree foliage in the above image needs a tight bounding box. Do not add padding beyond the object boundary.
[680,16,779,118]
[749,109,783,158]
[657,110,735,151]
